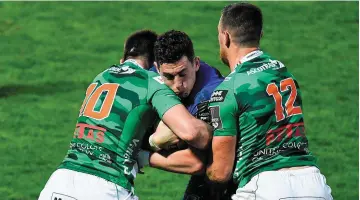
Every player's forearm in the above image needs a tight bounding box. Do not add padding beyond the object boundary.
[206,136,236,183]
[149,149,205,175]
[185,119,213,150]
[150,120,212,151]
[161,105,212,150]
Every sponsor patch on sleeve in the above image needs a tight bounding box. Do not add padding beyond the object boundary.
[210,90,228,102]
[210,106,223,130]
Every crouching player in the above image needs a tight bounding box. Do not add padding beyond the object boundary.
[142,30,235,200]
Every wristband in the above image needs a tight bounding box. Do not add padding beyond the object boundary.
[149,134,161,151]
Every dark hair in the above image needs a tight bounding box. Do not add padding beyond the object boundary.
[221,3,263,47]
[123,30,158,65]
[154,30,195,66]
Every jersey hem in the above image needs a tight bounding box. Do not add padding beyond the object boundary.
[58,162,133,192]
[213,129,237,136]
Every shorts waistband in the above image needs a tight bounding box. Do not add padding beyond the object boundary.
[262,166,319,176]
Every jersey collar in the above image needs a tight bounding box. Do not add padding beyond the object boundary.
[240,49,263,64]
[123,59,145,69]
[232,49,263,72]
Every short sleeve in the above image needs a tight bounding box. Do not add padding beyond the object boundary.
[209,79,238,136]
[147,74,182,118]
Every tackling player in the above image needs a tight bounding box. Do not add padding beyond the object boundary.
[144,30,235,200]
[207,3,333,199]
[37,30,212,200]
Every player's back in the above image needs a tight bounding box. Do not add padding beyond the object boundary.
[59,59,169,191]
[210,51,317,188]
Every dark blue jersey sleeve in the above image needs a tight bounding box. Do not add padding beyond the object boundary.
[149,65,158,73]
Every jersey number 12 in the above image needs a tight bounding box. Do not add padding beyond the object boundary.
[266,78,303,122]
[79,83,119,120]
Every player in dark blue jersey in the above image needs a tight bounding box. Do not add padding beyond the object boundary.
[149,60,222,116]
[142,30,235,200]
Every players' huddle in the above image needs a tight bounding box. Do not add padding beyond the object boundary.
[38,3,333,200]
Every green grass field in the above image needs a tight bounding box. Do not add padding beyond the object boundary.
[0,1,358,200]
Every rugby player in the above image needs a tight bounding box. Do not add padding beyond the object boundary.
[38,30,212,200]
[206,3,333,199]
[143,30,235,200]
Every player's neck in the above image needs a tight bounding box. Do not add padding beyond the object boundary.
[228,46,259,71]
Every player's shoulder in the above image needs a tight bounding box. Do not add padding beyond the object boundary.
[197,61,224,87]
[197,77,224,101]
[232,52,297,94]
[228,52,288,85]
[235,52,286,76]
[111,60,162,79]
[215,71,235,89]
[93,60,158,87]
[147,65,168,85]
[199,61,224,79]
[191,61,224,99]
[102,61,143,75]
[207,75,234,105]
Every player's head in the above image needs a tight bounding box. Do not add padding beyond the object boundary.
[154,30,200,98]
[122,30,158,69]
[218,3,263,66]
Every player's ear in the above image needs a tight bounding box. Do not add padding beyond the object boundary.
[224,31,230,48]
[120,58,124,64]
[260,30,264,39]
[194,56,200,72]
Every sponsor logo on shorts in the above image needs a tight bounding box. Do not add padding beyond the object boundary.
[210,90,228,103]
[51,193,77,200]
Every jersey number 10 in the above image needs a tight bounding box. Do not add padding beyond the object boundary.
[266,78,303,122]
[79,83,119,120]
